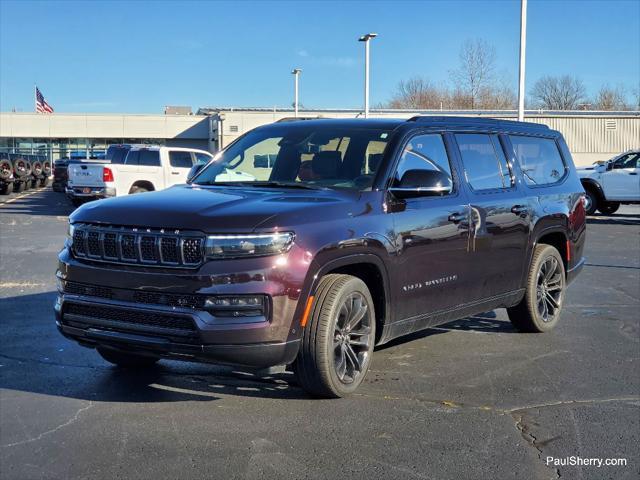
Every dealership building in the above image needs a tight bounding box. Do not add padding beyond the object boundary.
[0,109,638,166]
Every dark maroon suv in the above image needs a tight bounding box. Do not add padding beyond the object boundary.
[55,117,586,397]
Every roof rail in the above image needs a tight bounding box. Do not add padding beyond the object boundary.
[406,115,550,130]
[275,116,326,123]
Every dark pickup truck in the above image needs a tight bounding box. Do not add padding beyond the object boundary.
[55,117,586,397]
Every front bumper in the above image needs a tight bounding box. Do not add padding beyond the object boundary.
[66,186,116,199]
[55,246,309,367]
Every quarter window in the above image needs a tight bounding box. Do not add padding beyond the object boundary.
[456,134,512,191]
[169,151,194,168]
[509,135,566,186]
[394,134,453,190]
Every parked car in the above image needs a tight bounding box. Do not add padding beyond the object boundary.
[0,152,15,194]
[56,117,586,398]
[66,145,214,206]
[577,149,640,214]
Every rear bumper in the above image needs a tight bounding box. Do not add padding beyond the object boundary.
[567,256,586,286]
[66,186,116,198]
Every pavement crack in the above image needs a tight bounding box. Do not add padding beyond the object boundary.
[512,411,560,479]
[1,401,94,448]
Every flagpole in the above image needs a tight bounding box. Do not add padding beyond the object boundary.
[34,84,36,113]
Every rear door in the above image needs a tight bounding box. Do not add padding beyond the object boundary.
[602,152,640,201]
[388,132,472,321]
[453,132,530,301]
[165,150,196,187]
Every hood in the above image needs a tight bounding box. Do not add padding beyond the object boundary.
[70,184,357,232]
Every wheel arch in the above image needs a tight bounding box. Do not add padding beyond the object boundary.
[129,180,155,193]
[580,178,605,201]
[304,254,391,345]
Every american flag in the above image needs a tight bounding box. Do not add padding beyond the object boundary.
[35,87,54,114]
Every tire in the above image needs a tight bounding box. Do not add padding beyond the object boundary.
[0,182,13,195]
[507,244,566,333]
[13,181,25,193]
[97,347,159,368]
[0,160,12,181]
[583,188,598,215]
[39,177,49,188]
[292,274,376,398]
[598,202,620,215]
[130,186,149,194]
[22,179,30,191]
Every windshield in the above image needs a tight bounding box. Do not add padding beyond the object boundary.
[192,124,392,191]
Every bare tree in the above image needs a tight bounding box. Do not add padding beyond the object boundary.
[387,77,450,109]
[530,75,587,110]
[450,39,496,109]
[593,85,629,110]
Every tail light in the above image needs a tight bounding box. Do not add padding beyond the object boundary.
[103,167,114,182]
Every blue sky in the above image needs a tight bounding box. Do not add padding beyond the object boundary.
[1,0,638,113]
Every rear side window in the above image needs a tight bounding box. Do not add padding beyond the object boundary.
[169,151,194,168]
[194,152,212,165]
[138,150,161,167]
[509,135,566,186]
[394,134,453,185]
[456,134,512,191]
[108,147,129,164]
[124,150,140,165]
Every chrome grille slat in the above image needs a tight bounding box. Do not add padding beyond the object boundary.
[71,223,204,268]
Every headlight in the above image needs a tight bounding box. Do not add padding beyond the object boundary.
[204,232,294,259]
[66,223,75,248]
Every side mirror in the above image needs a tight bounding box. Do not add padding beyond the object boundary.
[606,162,614,171]
[389,169,453,198]
[187,163,205,183]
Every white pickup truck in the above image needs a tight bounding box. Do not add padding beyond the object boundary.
[66,146,214,205]
[578,149,640,215]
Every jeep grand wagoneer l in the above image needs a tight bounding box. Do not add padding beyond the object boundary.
[55,117,586,397]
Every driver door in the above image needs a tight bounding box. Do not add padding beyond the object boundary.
[602,152,640,201]
[388,132,471,323]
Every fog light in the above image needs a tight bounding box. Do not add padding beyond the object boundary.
[204,295,267,318]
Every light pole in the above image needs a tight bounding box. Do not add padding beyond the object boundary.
[517,0,527,121]
[291,69,302,117]
[358,33,377,118]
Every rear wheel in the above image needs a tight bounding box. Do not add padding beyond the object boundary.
[292,274,376,398]
[508,244,566,333]
[583,188,598,215]
[97,347,159,368]
[598,202,620,215]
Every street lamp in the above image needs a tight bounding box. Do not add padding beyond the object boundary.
[358,33,377,118]
[291,69,302,117]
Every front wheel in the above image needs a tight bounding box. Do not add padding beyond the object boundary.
[292,274,376,398]
[583,188,598,215]
[97,347,159,368]
[598,202,620,215]
[508,244,566,333]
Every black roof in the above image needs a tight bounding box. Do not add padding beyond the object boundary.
[259,116,550,132]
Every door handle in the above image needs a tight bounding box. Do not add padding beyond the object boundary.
[171,171,180,175]
[511,205,529,216]
[448,212,466,223]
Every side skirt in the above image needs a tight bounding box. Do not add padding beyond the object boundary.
[378,289,525,345]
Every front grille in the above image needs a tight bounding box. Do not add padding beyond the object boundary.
[63,281,206,309]
[63,302,197,333]
[72,223,204,268]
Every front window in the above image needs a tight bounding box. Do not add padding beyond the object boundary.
[192,125,393,191]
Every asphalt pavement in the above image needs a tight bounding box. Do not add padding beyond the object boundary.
[1,188,638,480]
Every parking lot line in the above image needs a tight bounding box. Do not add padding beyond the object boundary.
[0,189,43,206]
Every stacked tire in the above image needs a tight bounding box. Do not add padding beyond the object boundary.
[10,154,30,193]
[0,153,14,195]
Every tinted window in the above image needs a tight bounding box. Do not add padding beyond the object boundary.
[509,135,565,185]
[124,150,140,165]
[456,134,512,190]
[138,150,161,167]
[169,151,193,168]
[109,147,129,164]
[613,152,639,169]
[394,134,453,188]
